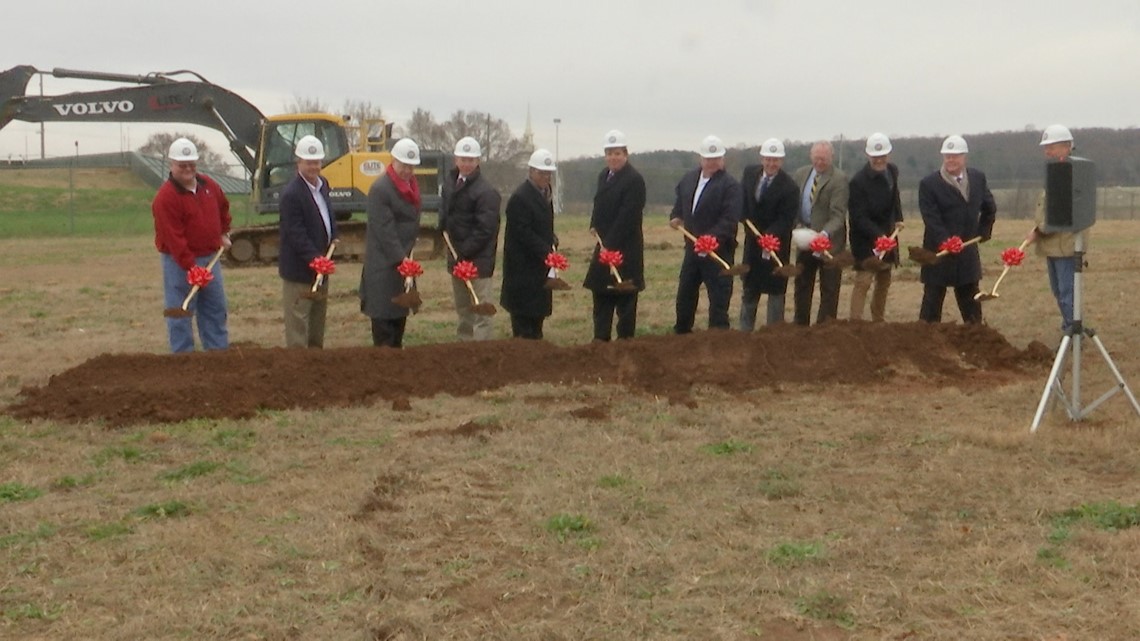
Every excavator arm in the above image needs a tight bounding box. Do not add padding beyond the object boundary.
[0,65,263,174]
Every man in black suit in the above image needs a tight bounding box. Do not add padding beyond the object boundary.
[669,135,743,333]
[501,149,559,339]
[917,135,996,324]
[583,129,646,341]
[278,135,337,348]
[739,138,798,329]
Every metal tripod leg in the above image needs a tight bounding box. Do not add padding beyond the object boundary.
[1031,329,1140,432]
[1032,335,1073,432]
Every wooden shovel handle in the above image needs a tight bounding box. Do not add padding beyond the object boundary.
[179,246,226,311]
[311,239,340,293]
[593,230,629,283]
[677,227,732,271]
[742,219,785,268]
[934,235,982,258]
[987,238,1032,296]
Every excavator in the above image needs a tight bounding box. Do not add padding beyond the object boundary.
[0,65,445,265]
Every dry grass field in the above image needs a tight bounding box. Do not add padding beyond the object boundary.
[3,206,1140,639]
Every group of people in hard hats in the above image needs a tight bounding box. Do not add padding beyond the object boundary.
[151,123,1080,353]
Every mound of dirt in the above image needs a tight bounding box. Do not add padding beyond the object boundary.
[6,321,1049,427]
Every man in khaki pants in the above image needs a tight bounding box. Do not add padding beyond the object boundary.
[278,135,337,347]
[848,133,904,321]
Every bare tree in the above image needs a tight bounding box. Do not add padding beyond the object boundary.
[283,95,328,114]
[138,132,228,173]
[404,108,449,150]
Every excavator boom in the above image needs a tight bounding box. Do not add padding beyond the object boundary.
[0,65,261,173]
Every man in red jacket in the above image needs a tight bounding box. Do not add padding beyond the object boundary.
[152,137,232,353]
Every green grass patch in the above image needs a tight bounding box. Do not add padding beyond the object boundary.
[767,540,825,566]
[212,427,257,451]
[794,590,855,628]
[158,460,221,482]
[93,445,152,466]
[3,601,64,622]
[1054,501,1140,531]
[1036,546,1069,568]
[51,474,97,490]
[545,513,594,543]
[84,521,133,541]
[699,440,753,456]
[0,523,57,550]
[757,468,802,500]
[0,482,43,503]
[132,500,191,520]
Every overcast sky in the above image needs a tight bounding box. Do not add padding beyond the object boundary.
[3,0,1139,166]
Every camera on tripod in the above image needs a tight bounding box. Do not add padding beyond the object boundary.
[1042,157,1095,233]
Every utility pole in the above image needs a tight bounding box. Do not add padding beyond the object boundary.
[69,141,78,234]
[39,74,45,159]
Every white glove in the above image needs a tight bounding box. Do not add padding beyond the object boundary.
[547,267,558,278]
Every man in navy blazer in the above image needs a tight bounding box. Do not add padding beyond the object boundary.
[917,135,996,324]
[278,135,338,348]
[669,135,743,333]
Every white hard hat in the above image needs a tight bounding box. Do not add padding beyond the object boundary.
[391,138,421,166]
[454,136,481,158]
[940,135,968,154]
[603,129,627,149]
[168,137,199,162]
[699,135,725,159]
[528,148,557,171]
[759,138,785,158]
[865,132,892,157]
[791,228,819,251]
[1040,124,1073,146]
[295,135,325,160]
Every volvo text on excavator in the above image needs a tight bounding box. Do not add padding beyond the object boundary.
[0,65,445,265]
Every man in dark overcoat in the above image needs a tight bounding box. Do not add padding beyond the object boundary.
[279,135,338,348]
[739,138,798,329]
[917,135,996,324]
[360,138,423,347]
[440,136,502,341]
[583,129,646,341]
[500,149,558,339]
[669,135,743,333]
[848,133,904,322]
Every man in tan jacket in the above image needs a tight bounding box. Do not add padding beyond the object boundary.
[1027,124,1078,334]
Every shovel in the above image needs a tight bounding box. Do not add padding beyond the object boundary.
[300,239,339,300]
[860,224,904,271]
[592,231,638,293]
[543,245,572,291]
[164,246,225,318]
[743,220,801,278]
[676,227,749,277]
[975,238,1032,302]
[391,248,423,311]
[908,236,982,266]
[442,231,496,316]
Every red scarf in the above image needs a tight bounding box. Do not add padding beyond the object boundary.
[386,163,421,209]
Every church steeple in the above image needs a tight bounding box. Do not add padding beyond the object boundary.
[521,103,535,153]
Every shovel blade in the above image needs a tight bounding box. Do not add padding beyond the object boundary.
[391,290,423,310]
[974,292,999,302]
[472,302,497,316]
[720,263,750,277]
[908,246,939,265]
[774,264,802,278]
[823,250,855,269]
[608,281,639,293]
[162,307,193,318]
[544,277,573,291]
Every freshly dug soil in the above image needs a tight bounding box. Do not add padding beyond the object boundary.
[7,321,1051,427]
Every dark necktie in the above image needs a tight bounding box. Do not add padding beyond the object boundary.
[606,171,615,183]
[456,176,465,190]
[810,172,821,205]
[757,175,770,201]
